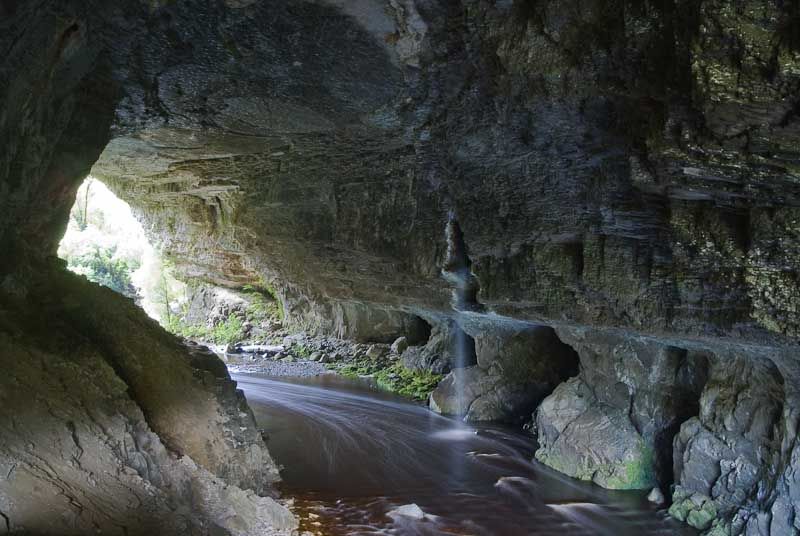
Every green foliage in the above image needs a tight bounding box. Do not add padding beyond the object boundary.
[165,314,245,345]
[164,282,282,345]
[241,284,284,322]
[65,246,139,298]
[336,357,442,401]
[337,357,381,378]
[292,344,312,358]
[375,363,443,401]
[211,314,245,345]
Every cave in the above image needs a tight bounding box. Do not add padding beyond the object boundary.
[2,1,800,535]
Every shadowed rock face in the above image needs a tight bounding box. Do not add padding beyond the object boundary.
[2,1,800,534]
[82,0,800,342]
[0,265,296,535]
[3,0,799,340]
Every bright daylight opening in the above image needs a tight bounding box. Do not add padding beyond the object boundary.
[58,176,187,323]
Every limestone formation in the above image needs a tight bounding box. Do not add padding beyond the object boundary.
[430,323,579,422]
[0,265,296,534]
[2,1,800,534]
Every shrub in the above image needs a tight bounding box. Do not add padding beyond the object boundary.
[66,246,139,298]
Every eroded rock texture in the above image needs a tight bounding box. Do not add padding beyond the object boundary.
[0,265,296,534]
[430,321,579,422]
[79,0,800,343]
[535,327,710,490]
[2,0,800,534]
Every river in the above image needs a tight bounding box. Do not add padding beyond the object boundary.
[235,372,695,536]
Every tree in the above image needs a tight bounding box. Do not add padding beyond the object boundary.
[73,178,94,231]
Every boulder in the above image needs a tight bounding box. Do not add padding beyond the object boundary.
[387,504,426,520]
[391,336,409,355]
[430,325,578,423]
[669,353,791,533]
[430,366,562,423]
[535,327,710,490]
[366,344,389,361]
[535,377,658,490]
[0,267,295,534]
[647,488,665,506]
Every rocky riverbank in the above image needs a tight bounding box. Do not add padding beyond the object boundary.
[208,331,443,402]
[4,1,800,534]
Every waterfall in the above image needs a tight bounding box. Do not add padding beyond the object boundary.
[441,212,482,418]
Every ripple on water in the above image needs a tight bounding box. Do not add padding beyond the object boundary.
[430,428,479,441]
[236,373,698,536]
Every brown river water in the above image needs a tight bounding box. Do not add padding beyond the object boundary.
[235,372,696,536]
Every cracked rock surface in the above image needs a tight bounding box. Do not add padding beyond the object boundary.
[0,266,297,535]
[2,1,800,534]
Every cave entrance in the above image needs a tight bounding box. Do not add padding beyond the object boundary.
[57,176,186,323]
[57,176,286,349]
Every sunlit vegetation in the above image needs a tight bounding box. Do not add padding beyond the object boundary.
[59,178,150,298]
[166,313,246,345]
[164,285,283,345]
[65,246,139,298]
[59,177,188,324]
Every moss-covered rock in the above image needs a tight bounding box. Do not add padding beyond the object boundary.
[669,489,719,531]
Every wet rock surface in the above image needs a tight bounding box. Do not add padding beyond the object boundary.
[536,325,799,535]
[535,326,710,490]
[430,323,579,423]
[2,1,800,534]
[670,348,799,536]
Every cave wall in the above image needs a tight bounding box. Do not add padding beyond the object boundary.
[82,0,800,344]
[0,2,298,533]
[3,2,799,339]
[2,1,800,535]
[0,264,297,534]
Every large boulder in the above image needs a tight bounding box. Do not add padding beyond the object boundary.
[670,353,795,536]
[430,323,578,422]
[429,366,547,422]
[535,327,710,489]
[0,265,295,534]
[401,320,471,375]
[535,377,658,489]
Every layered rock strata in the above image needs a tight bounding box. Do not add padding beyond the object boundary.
[2,1,800,535]
[0,264,296,534]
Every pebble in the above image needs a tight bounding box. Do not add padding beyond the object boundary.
[647,487,666,506]
[388,503,426,520]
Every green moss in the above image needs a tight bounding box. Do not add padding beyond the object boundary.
[332,356,442,401]
[374,363,443,401]
[602,443,657,489]
[338,360,377,378]
[669,492,719,531]
[537,440,656,490]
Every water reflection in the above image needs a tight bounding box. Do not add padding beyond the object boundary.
[236,373,694,536]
